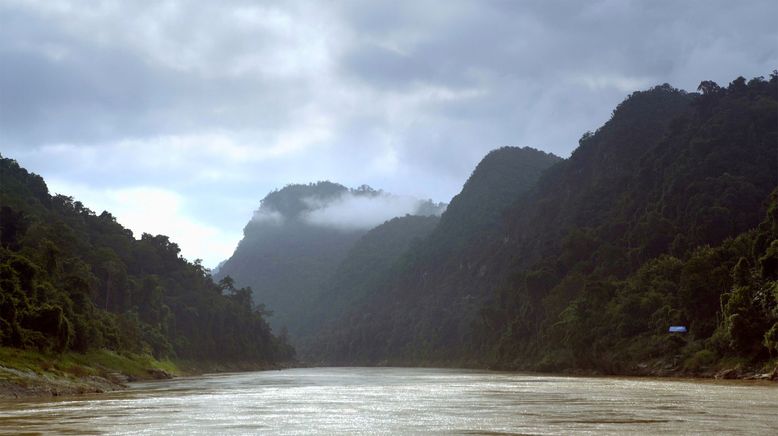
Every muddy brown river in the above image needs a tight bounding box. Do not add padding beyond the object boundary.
[0,367,776,434]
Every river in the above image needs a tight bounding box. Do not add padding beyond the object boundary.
[0,367,776,435]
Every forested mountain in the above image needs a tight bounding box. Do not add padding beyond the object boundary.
[215,182,445,338]
[299,214,440,359]
[311,74,778,374]
[475,75,778,373]
[311,147,562,363]
[0,157,294,363]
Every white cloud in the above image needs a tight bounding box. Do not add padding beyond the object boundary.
[252,209,284,225]
[301,191,438,231]
[16,128,329,184]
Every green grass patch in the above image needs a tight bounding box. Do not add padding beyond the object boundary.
[0,346,180,381]
[0,346,54,374]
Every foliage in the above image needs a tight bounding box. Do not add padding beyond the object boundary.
[299,215,440,360]
[0,157,294,363]
[311,147,562,364]
[473,74,778,372]
[215,182,376,337]
[310,73,778,373]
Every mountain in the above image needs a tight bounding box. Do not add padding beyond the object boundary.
[311,147,562,364]
[214,182,445,338]
[0,156,294,363]
[476,75,778,373]
[312,74,778,375]
[298,214,440,359]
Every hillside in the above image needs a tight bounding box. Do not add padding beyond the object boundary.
[311,147,562,363]
[314,74,778,375]
[299,214,440,359]
[214,182,445,338]
[476,75,778,374]
[0,157,294,367]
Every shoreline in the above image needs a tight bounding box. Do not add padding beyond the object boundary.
[299,357,778,383]
[0,361,292,401]
[0,346,291,401]
[0,347,176,401]
[3,352,775,401]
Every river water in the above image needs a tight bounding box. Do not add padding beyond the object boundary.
[0,367,776,435]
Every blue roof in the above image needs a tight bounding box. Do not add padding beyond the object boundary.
[668,326,687,333]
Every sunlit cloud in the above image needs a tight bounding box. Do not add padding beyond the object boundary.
[46,179,241,266]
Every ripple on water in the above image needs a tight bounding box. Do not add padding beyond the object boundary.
[1,368,777,435]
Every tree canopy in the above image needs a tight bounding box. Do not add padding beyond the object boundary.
[0,157,294,363]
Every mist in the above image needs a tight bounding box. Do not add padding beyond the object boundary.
[252,209,284,225]
[248,187,445,232]
[302,192,443,231]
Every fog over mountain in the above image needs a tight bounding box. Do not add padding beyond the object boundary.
[215,182,445,335]
[260,189,446,231]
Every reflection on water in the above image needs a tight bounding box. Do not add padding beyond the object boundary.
[0,367,776,435]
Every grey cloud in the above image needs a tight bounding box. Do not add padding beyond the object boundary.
[0,2,319,147]
[332,0,778,175]
[339,0,777,91]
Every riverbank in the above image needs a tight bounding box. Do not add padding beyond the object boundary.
[0,347,296,400]
[0,347,179,400]
[4,346,775,401]
[533,355,778,382]
[319,355,778,383]
[547,363,778,382]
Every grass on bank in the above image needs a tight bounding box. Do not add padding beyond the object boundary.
[0,346,179,381]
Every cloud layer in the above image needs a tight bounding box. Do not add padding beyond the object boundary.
[2,0,776,266]
[301,192,443,231]
[251,189,444,231]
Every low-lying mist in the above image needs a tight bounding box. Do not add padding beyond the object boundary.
[303,192,442,231]
[251,185,446,231]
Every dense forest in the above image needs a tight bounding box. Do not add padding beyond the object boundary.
[475,74,778,373]
[306,74,777,374]
[0,157,294,364]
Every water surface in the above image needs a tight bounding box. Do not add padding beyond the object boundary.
[1,367,776,435]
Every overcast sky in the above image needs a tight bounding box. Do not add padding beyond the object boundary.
[2,0,776,266]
